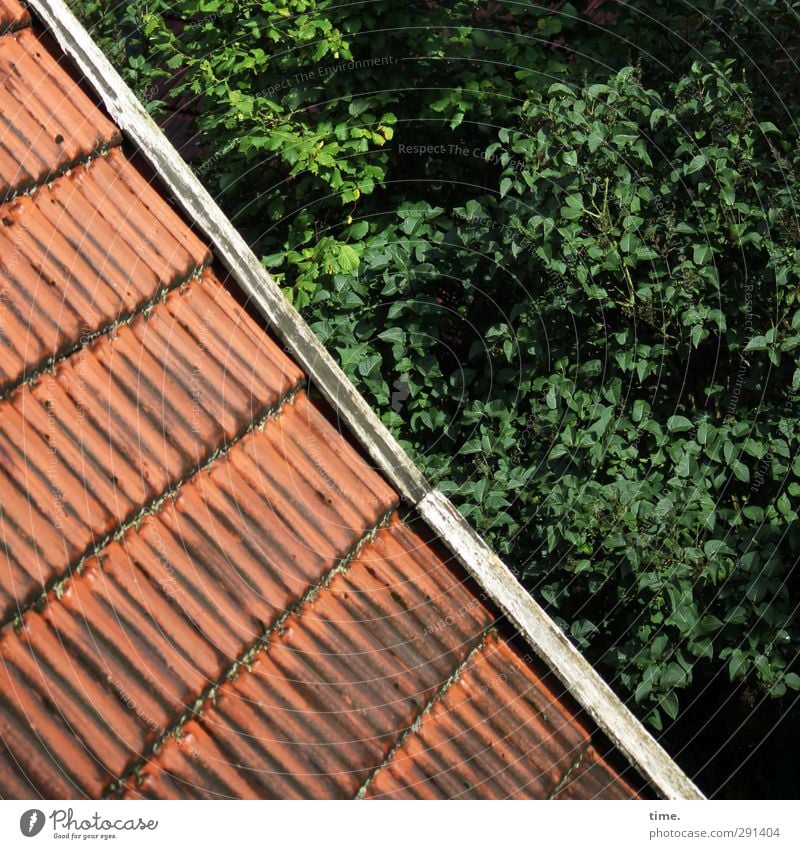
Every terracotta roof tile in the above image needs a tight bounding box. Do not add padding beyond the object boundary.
[117,516,492,799]
[362,632,639,799]
[115,519,640,800]
[0,389,396,797]
[0,28,121,199]
[0,148,210,392]
[551,744,639,800]
[0,270,304,627]
[0,0,29,35]
[119,722,260,800]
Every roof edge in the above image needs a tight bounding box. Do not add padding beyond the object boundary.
[28,0,704,800]
[419,491,704,799]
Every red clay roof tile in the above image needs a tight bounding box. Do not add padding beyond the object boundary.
[115,518,640,800]
[118,516,492,799]
[0,270,303,627]
[0,390,396,797]
[362,632,639,799]
[551,744,639,800]
[120,721,261,800]
[0,0,28,35]
[0,28,120,199]
[0,148,210,392]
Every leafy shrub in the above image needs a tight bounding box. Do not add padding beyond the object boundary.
[300,61,800,731]
[71,0,800,783]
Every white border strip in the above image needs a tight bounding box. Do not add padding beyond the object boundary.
[29,0,704,800]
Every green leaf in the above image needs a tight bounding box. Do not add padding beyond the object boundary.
[587,130,604,153]
[693,244,712,265]
[634,678,653,703]
[348,99,370,117]
[695,615,724,635]
[647,709,663,731]
[661,663,686,688]
[745,336,767,352]
[659,691,679,720]
[732,460,750,483]
[347,220,369,239]
[650,108,666,128]
[666,415,693,433]
[632,399,647,423]
[357,353,381,377]
[377,327,405,345]
[450,111,465,130]
[725,606,748,625]
[336,244,361,272]
[685,154,707,174]
[729,651,747,680]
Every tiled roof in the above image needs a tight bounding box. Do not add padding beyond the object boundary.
[0,26,119,198]
[110,517,639,800]
[0,0,29,36]
[0,5,664,799]
[0,147,206,392]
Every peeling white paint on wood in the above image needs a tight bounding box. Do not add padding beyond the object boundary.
[29,0,705,800]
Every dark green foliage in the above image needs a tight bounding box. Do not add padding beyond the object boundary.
[70,0,800,783]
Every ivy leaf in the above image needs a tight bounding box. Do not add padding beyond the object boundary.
[357,353,382,377]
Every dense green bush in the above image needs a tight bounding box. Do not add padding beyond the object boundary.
[72,0,800,789]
